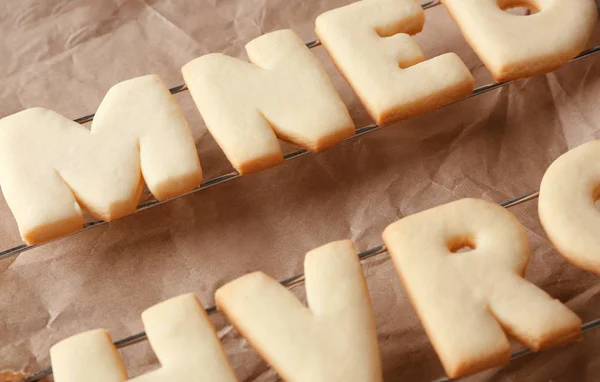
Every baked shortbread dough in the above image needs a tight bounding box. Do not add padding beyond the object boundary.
[50,294,237,382]
[0,75,202,244]
[442,0,597,82]
[539,141,600,274]
[51,329,128,382]
[382,198,581,378]
[182,29,355,175]
[315,0,474,126]
[216,240,382,382]
[129,294,237,381]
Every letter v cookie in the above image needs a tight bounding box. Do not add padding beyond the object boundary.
[216,240,382,382]
[383,198,581,378]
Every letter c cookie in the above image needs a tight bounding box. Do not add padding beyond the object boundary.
[539,141,600,274]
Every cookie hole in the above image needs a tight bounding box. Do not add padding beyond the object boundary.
[497,1,539,15]
[448,236,476,254]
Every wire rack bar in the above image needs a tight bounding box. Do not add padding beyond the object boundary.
[23,188,600,381]
[0,1,444,262]
[6,0,599,378]
[1,43,599,262]
[435,318,600,382]
[71,0,440,125]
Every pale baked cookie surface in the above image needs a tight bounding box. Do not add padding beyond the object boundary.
[442,0,597,82]
[0,75,202,244]
[216,240,382,382]
[129,294,237,381]
[182,29,355,175]
[315,0,474,126]
[51,329,128,382]
[382,198,581,378]
[50,294,237,382]
[539,141,600,274]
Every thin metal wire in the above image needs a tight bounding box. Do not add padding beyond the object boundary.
[450,44,600,106]
[24,187,583,381]
[0,0,597,262]
[500,190,539,208]
[422,0,442,10]
[0,1,444,262]
[72,0,441,125]
[434,318,600,382]
[2,45,599,262]
[8,0,600,377]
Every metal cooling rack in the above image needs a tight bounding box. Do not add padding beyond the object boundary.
[2,0,598,380]
[22,190,600,382]
[1,0,599,262]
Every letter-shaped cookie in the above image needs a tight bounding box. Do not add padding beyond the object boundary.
[0,75,202,244]
[215,240,382,382]
[50,329,128,382]
[442,0,597,82]
[315,0,474,126]
[182,29,355,175]
[539,141,600,274]
[129,293,237,381]
[382,198,581,378]
[50,294,237,382]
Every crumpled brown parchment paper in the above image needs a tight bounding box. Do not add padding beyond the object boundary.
[1,1,600,381]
